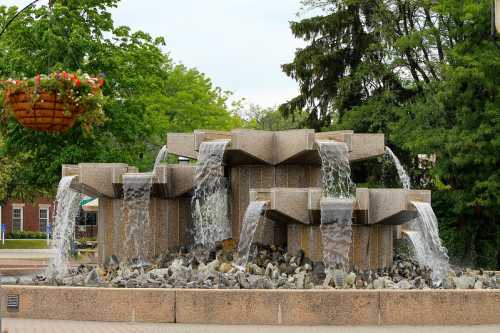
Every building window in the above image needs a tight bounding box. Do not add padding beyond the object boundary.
[12,207,23,231]
[39,207,49,233]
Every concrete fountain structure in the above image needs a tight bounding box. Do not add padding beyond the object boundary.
[61,129,430,269]
[2,129,500,326]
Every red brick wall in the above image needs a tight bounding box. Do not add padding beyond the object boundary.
[0,198,54,233]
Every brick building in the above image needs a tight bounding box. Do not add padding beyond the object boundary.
[0,199,55,234]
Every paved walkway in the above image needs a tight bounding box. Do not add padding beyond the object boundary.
[2,319,500,333]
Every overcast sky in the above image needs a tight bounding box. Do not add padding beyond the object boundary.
[1,0,306,108]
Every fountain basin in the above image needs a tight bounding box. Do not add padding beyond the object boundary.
[2,286,499,326]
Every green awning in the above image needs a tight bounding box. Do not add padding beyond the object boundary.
[79,197,95,206]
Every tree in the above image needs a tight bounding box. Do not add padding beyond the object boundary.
[284,0,500,268]
[0,0,242,202]
[281,0,451,131]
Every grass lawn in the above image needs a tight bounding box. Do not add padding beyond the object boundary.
[0,239,49,249]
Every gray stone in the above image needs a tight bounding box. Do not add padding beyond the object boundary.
[396,279,412,289]
[345,272,356,287]
[85,268,102,285]
[373,277,385,289]
[453,276,476,289]
[218,262,232,273]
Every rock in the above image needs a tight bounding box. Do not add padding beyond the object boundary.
[373,277,385,289]
[250,264,264,276]
[396,279,412,289]
[323,272,333,288]
[311,262,326,284]
[265,263,274,278]
[236,271,250,289]
[384,278,396,289]
[295,249,305,266]
[248,275,267,289]
[85,268,101,285]
[345,272,356,287]
[149,268,170,279]
[218,262,232,273]
[206,259,220,273]
[453,276,475,289]
[295,272,307,289]
[473,280,483,289]
[355,276,364,289]
[103,255,120,271]
[333,269,345,289]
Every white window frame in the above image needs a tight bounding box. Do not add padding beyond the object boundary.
[12,206,24,232]
[39,206,50,233]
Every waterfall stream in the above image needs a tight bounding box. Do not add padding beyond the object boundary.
[48,175,81,279]
[237,201,268,265]
[384,146,411,189]
[192,140,231,247]
[408,201,450,286]
[317,141,355,270]
[121,145,168,263]
[385,146,449,285]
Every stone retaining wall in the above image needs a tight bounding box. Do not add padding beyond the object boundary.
[1,286,499,325]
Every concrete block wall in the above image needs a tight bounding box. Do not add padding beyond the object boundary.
[3,286,500,325]
[287,224,393,269]
[97,197,192,264]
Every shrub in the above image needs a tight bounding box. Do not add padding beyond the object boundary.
[7,230,47,239]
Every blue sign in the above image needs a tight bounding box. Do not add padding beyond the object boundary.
[46,224,51,234]
[1,223,5,233]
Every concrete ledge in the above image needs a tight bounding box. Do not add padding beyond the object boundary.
[2,286,500,325]
[380,290,500,325]
[176,289,379,325]
[1,286,175,323]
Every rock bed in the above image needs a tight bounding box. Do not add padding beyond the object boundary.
[28,244,499,290]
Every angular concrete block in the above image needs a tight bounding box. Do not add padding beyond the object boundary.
[194,130,233,150]
[167,133,197,159]
[349,133,385,161]
[273,129,315,164]
[63,163,135,198]
[250,188,311,225]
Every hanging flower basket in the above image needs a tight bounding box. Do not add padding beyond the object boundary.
[1,72,106,133]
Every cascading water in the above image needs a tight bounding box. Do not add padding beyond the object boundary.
[122,173,153,263]
[192,140,231,247]
[384,146,411,190]
[385,146,450,284]
[408,201,450,286]
[121,145,168,263]
[47,176,81,280]
[237,201,268,265]
[317,141,355,270]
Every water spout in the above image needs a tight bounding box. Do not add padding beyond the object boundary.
[47,175,80,279]
[121,145,168,263]
[384,146,411,190]
[192,140,231,247]
[317,140,355,270]
[237,201,268,265]
[407,201,450,286]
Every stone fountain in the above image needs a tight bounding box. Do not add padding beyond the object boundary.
[61,129,430,270]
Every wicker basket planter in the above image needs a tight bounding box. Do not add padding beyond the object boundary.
[3,89,83,132]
